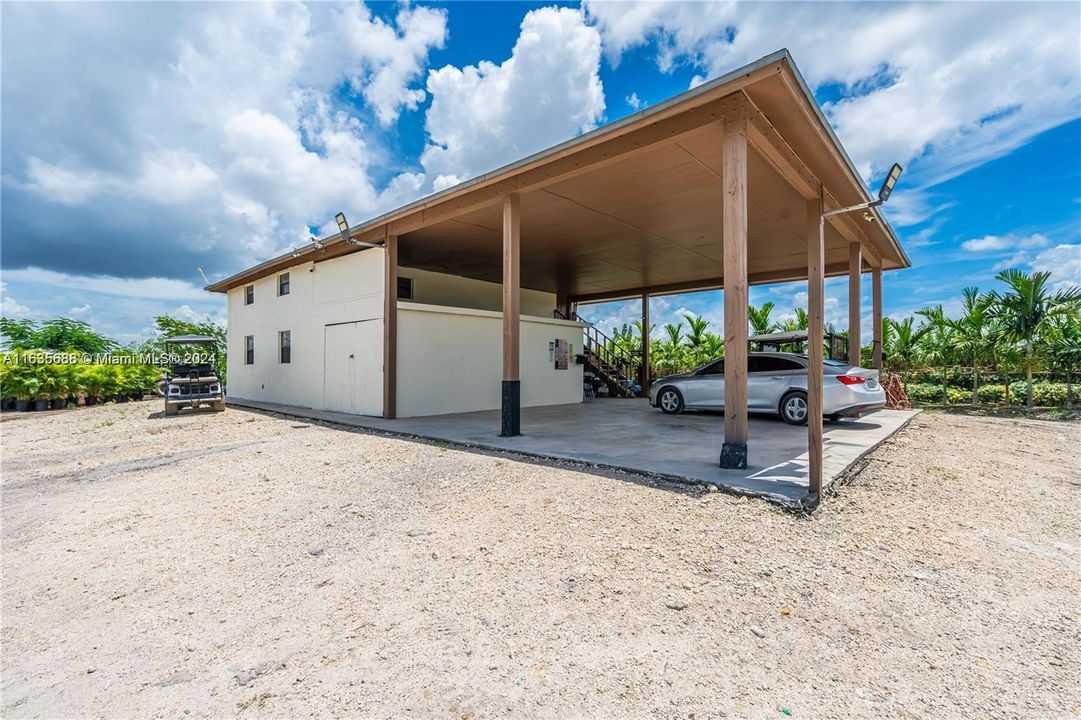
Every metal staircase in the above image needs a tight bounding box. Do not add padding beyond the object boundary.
[558,310,640,398]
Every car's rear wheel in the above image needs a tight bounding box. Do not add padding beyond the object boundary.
[657,387,685,414]
[780,391,808,425]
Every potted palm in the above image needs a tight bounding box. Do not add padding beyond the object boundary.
[0,361,13,410]
[35,367,57,411]
[80,364,105,405]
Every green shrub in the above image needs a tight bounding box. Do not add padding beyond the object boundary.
[1007,381,1071,406]
[906,383,942,404]
[946,387,970,405]
[976,384,1006,404]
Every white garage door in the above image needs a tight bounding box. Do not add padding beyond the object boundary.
[323,321,382,416]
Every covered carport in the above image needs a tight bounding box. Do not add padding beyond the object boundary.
[219,49,910,509]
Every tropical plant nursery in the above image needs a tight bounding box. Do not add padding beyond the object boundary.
[0,316,225,412]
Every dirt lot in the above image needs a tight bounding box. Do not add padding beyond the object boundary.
[1,402,1078,718]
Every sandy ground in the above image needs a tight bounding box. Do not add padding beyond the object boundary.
[1,402,1078,719]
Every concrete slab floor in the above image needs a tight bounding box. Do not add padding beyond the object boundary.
[227,397,918,508]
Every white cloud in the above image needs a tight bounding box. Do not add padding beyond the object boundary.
[170,303,226,327]
[1029,244,1081,292]
[336,4,448,126]
[420,7,605,187]
[626,92,643,110]
[68,304,92,318]
[0,283,33,318]
[2,268,208,302]
[961,233,1049,253]
[4,1,448,272]
[584,2,1080,204]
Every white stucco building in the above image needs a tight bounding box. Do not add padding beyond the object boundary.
[223,247,586,418]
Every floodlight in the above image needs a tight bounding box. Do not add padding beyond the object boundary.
[335,212,349,233]
[877,162,903,204]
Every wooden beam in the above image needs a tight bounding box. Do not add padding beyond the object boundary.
[848,242,862,366]
[640,294,650,396]
[745,99,819,200]
[720,112,749,469]
[806,195,824,508]
[382,234,398,419]
[501,193,521,437]
[571,262,851,305]
[872,265,883,370]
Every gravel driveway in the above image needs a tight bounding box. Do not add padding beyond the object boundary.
[2,402,1078,718]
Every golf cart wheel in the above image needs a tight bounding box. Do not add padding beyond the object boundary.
[164,404,179,417]
[780,391,809,425]
[657,387,685,414]
[212,400,226,412]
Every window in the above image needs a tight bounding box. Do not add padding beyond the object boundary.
[279,331,291,364]
[244,336,254,365]
[397,276,413,300]
[749,356,804,373]
[244,285,254,305]
[278,273,290,296]
[698,359,724,375]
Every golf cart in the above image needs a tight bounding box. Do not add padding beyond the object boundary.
[162,334,225,416]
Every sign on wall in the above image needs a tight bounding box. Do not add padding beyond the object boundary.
[554,338,568,370]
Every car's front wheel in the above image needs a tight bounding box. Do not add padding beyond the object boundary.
[657,387,685,414]
[779,391,809,425]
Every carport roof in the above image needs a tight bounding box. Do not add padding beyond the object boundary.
[207,49,909,297]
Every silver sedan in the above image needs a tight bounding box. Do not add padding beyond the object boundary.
[648,352,885,424]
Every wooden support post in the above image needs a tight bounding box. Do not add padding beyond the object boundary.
[640,293,650,396]
[501,193,521,437]
[872,265,883,370]
[720,113,749,469]
[848,242,862,366]
[806,197,824,509]
[382,233,398,419]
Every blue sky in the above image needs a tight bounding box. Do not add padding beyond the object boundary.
[1,1,1078,344]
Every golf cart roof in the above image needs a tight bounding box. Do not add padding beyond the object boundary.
[750,331,808,344]
[164,334,220,345]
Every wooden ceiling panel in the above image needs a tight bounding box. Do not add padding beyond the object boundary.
[400,121,858,297]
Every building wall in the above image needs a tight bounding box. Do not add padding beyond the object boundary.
[226,249,384,411]
[398,266,555,317]
[226,247,579,417]
[397,303,585,417]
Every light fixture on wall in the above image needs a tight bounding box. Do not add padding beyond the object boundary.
[333,210,383,249]
[310,235,324,249]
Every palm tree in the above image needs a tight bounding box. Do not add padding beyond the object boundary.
[682,314,710,348]
[883,317,926,388]
[948,287,995,404]
[916,305,957,404]
[988,270,1081,408]
[780,307,809,332]
[748,302,779,335]
[663,322,683,346]
[1044,313,1081,408]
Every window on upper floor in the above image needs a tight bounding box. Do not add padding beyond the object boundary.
[244,285,254,305]
[278,273,290,296]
